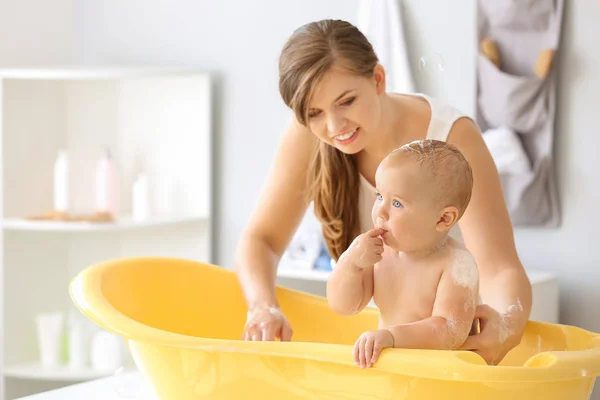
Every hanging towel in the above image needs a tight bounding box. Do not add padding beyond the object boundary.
[475,0,564,227]
[357,0,415,93]
[483,126,532,177]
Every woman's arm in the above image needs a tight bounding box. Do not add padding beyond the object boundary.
[448,117,532,364]
[235,117,317,340]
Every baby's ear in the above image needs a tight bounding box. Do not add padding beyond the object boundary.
[436,206,459,232]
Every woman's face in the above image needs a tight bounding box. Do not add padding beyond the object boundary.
[305,65,385,154]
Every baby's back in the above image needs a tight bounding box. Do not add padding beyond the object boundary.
[373,238,477,328]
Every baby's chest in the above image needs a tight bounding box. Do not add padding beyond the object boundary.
[373,258,442,316]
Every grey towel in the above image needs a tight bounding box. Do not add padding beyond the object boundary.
[475,0,564,227]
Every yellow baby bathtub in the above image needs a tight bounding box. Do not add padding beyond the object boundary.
[69,257,600,400]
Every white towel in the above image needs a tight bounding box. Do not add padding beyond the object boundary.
[482,126,531,176]
[357,0,415,93]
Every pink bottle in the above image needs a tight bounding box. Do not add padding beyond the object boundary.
[95,148,119,217]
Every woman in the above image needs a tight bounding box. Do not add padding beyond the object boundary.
[234,19,531,366]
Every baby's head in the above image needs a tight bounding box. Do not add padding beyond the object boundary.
[371,139,473,253]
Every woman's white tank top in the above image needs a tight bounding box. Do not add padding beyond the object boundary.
[357,93,469,239]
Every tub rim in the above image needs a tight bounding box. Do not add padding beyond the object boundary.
[69,256,600,384]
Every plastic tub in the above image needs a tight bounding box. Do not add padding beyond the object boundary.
[70,257,600,399]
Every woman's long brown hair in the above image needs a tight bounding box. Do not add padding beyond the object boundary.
[278,19,378,260]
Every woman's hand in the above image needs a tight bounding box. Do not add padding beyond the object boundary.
[242,306,293,341]
[459,304,522,365]
[353,329,395,368]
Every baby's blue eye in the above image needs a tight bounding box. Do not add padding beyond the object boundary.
[393,200,402,208]
[376,193,383,201]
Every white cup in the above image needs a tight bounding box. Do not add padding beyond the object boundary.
[35,312,64,367]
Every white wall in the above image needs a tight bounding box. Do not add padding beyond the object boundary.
[74,0,479,264]
[0,0,77,65]
[75,1,600,332]
[75,0,363,269]
[0,2,78,397]
[405,0,600,339]
[513,0,600,332]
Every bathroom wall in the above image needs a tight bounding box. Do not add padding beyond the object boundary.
[72,0,478,269]
[72,0,600,338]
[0,0,77,65]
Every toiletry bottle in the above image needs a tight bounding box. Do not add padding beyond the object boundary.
[95,148,119,217]
[67,311,87,369]
[53,150,69,213]
[132,173,149,221]
[91,331,123,371]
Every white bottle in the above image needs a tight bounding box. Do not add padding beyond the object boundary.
[132,173,149,221]
[67,312,87,369]
[53,150,69,212]
[95,148,119,215]
[90,331,122,371]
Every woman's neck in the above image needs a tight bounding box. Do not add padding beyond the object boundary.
[361,93,410,163]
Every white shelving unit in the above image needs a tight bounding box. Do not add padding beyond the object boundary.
[277,268,331,282]
[1,215,206,232]
[0,67,213,400]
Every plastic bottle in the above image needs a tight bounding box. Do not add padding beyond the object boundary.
[67,312,87,369]
[95,148,119,216]
[132,173,149,221]
[90,331,123,371]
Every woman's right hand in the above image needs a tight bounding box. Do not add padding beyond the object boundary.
[242,306,293,341]
[235,118,315,342]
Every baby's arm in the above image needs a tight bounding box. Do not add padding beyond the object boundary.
[387,258,479,350]
[326,228,384,315]
[327,260,374,316]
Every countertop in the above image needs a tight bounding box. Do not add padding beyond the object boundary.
[16,371,158,400]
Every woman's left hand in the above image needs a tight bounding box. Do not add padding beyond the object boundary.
[459,304,522,365]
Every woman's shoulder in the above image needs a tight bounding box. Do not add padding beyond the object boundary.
[446,117,483,151]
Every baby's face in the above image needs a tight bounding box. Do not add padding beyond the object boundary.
[371,158,443,253]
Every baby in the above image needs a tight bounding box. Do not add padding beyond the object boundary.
[326,139,479,368]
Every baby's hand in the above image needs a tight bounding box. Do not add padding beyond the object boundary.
[344,228,385,269]
[353,329,394,368]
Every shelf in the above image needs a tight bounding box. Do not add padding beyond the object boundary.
[3,362,130,382]
[0,66,203,80]
[524,269,557,284]
[0,67,214,399]
[277,266,557,286]
[2,215,208,232]
[277,268,331,282]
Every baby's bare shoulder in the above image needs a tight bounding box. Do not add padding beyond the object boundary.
[442,242,479,289]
